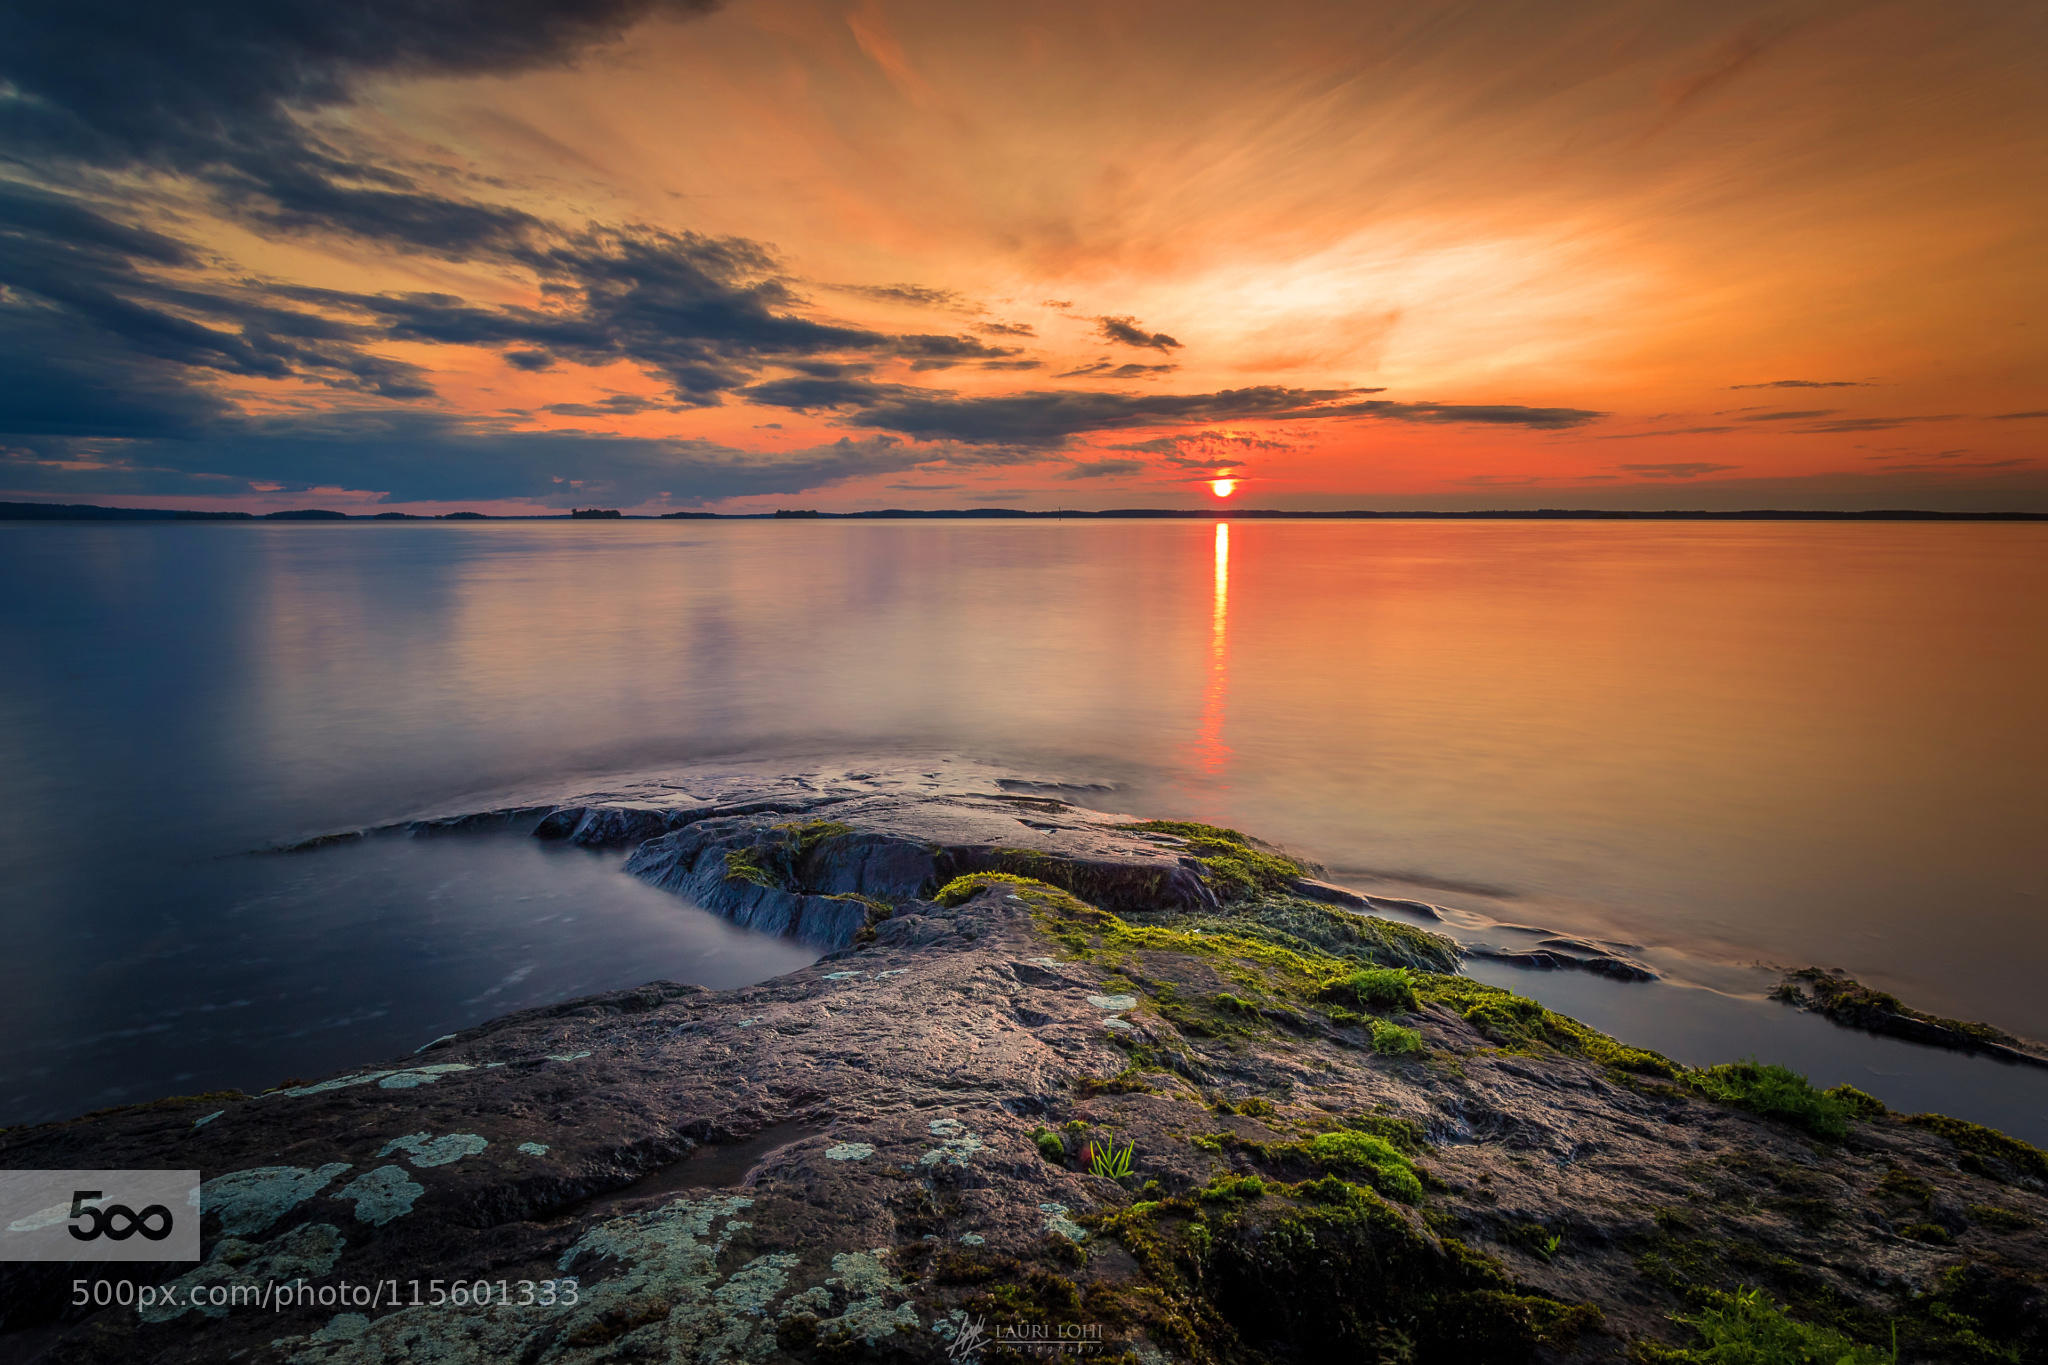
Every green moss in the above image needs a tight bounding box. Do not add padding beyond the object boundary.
[1634,1215,2029,1364]
[1875,1168,1934,1205]
[1369,1019,1425,1056]
[1465,997,1548,1049]
[1407,973,1680,1077]
[1315,966,1417,1013]
[1826,1083,1888,1118]
[1180,897,1461,973]
[1116,820,1305,901]
[1663,1286,1896,1365]
[1341,1114,1425,1154]
[933,871,1084,910]
[1196,1174,1268,1203]
[1212,992,1261,1017]
[1302,1131,1425,1204]
[770,818,855,853]
[1075,1066,1161,1097]
[1691,1061,1854,1140]
[1899,1221,1955,1246]
[722,847,776,888]
[719,820,860,894]
[1206,1181,1601,1360]
[1967,1204,2037,1231]
[1902,1112,2048,1183]
[1032,1129,1066,1163]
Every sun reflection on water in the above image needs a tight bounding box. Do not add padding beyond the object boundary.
[1195,521,1231,776]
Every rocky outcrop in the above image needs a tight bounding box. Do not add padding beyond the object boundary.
[4,785,2043,1365]
[1776,967,2048,1069]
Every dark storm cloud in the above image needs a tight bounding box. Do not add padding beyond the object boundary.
[0,179,439,436]
[1795,414,1960,433]
[1598,425,1737,439]
[1058,458,1146,480]
[1993,410,2048,420]
[0,0,1082,450]
[540,394,678,418]
[826,282,967,309]
[294,227,894,403]
[1742,409,1839,421]
[1056,361,1179,380]
[977,321,1036,337]
[890,334,1024,370]
[1096,316,1182,350]
[740,379,1600,447]
[1728,379,1872,389]
[1109,430,1297,468]
[3,410,1038,507]
[1619,462,1738,479]
[0,0,717,188]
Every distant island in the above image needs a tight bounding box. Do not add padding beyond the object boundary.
[4,500,2044,523]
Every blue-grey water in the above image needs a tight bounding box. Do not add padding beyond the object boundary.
[2,519,2045,1136]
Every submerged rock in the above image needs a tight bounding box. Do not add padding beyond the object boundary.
[1776,967,2048,1068]
[2,785,2043,1364]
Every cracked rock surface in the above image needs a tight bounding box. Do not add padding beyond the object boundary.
[3,774,2043,1364]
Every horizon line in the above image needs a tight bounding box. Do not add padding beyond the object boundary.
[4,499,2047,524]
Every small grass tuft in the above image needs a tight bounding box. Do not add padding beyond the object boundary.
[1368,1019,1425,1056]
[1691,1061,1855,1141]
[1665,1286,1896,1364]
[1316,966,1417,1013]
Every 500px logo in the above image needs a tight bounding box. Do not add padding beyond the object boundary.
[1,1171,201,1262]
[64,1190,176,1243]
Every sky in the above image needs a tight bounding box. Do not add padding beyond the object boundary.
[1,0,2044,513]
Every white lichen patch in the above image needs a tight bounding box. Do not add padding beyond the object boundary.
[142,1223,346,1322]
[918,1117,985,1170]
[821,971,864,980]
[824,1142,875,1161]
[378,1063,475,1089]
[275,1063,474,1098]
[309,1313,370,1343]
[735,1017,766,1028]
[544,1195,799,1359]
[379,1132,489,1168]
[1103,1018,1133,1031]
[1085,994,1138,1012]
[280,1196,802,1363]
[716,1252,801,1315]
[202,1163,352,1237]
[193,1109,224,1129]
[517,1142,550,1157]
[959,1233,986,1246]
[413,1034,456,1054]
[875,968,909,979]
[334,1166,424,1226]
[542,1051,592,1062]
[806,1248,919,1344]
[1039,1203,1089,1244]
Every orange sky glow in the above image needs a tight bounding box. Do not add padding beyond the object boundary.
[3,0,2044,512]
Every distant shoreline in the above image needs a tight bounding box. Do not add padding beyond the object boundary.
[4,499,2045,523]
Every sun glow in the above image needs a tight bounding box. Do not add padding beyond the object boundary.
[1209,478,1237,498]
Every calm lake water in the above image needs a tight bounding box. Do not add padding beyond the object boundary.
[3,519,2045,1130]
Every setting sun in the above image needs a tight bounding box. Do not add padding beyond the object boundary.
[1210,478,1237,498]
